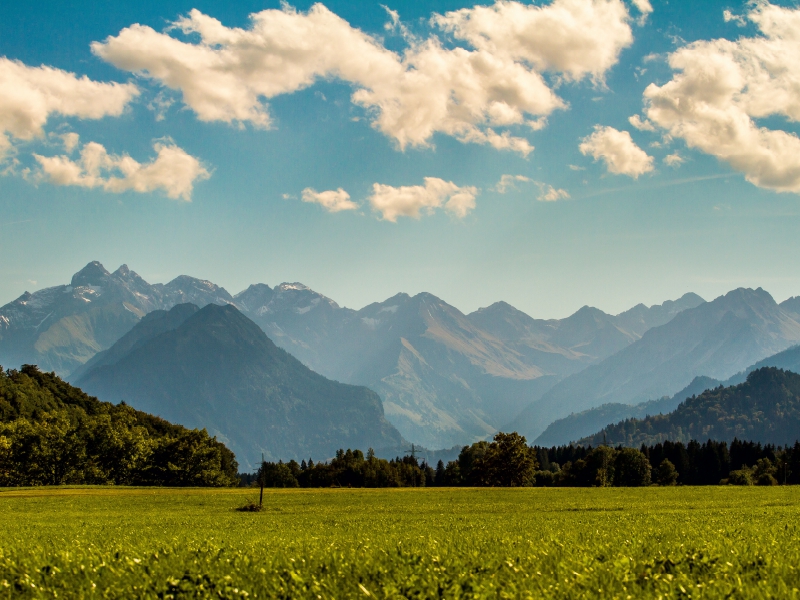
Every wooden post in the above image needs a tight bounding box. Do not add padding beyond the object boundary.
[259,453,264,508]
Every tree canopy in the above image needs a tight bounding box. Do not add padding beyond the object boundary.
[0,365,238,486]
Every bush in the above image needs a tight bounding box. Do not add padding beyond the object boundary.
[533,470,556,487]
[727,469,753,486]
[656,459,679,486]
[757,473,778,486]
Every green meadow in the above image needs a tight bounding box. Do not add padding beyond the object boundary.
[1,487,799,599]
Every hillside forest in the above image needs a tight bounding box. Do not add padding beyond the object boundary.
[0,365,238,487]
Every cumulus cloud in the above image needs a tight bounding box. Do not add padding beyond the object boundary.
[643,2,800,194]
[435,0,636,82]
[723,10,746,27]
[34,140,209,200]
[59,132,80,153]
[369,177,478,221]
[628,114,655,131]
[663,153,684,167]
[93,1,638,155]
[579,125,654,178]
[535,182,570,201]
[494,174,531,193]
[0,58,138,148]
[301,187,358,212]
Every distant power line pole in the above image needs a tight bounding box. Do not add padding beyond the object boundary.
[405,443,420,488]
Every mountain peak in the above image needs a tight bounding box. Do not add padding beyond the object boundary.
[70,261,110,288]
[276,282,311,292]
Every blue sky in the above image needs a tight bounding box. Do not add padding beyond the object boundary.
[1,0,799,318]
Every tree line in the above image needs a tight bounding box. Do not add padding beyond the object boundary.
[0,365,239,487]
[252,432,800,488]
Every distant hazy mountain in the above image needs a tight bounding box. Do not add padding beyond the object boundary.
[76,304,403,468]
[467,293,704,373]
[510,288,800,441]
[578,367,800,447]
[232,285,704,447]
[0,260,707,449]
[0,262,231,376]
[330,292,554,449]
[533,375,721,447]
[233,282,352,375]
[69,303,201,382]
[781,296,800,318]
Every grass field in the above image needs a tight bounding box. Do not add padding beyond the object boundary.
[1,487,799,599]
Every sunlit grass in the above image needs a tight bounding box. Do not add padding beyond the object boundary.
[1,486,799,598]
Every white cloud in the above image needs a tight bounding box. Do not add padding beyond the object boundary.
[723,10,746,27]
[60,132,80,153]
[643,2,800,194]
[494,174,531,193]
[0,58,138,146]
[630,0,653,15]
[369,177,479,221]
[147,91,175,122]
[579,125,654,178]
[535,182,570,201]
[93,1,638,155]
[435,0,635,83]
[301,187,358,212]
[34,140,209,200]
[628,114,655,131]
[663,152,684,167]
[568,164,585,171]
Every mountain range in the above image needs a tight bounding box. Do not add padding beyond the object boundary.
[537,341,800,447]
[75,303,403,469]
[510,288,800,442]
[3,261,800,452]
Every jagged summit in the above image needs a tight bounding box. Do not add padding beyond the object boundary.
[70,261,111,288]
[0,262,239,376]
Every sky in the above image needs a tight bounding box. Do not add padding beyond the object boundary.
[1,0,800,319]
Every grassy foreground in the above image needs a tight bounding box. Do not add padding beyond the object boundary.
[0,487,799,599]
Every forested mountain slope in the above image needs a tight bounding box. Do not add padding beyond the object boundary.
[534,376,721,447]
[579,367,800,447]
